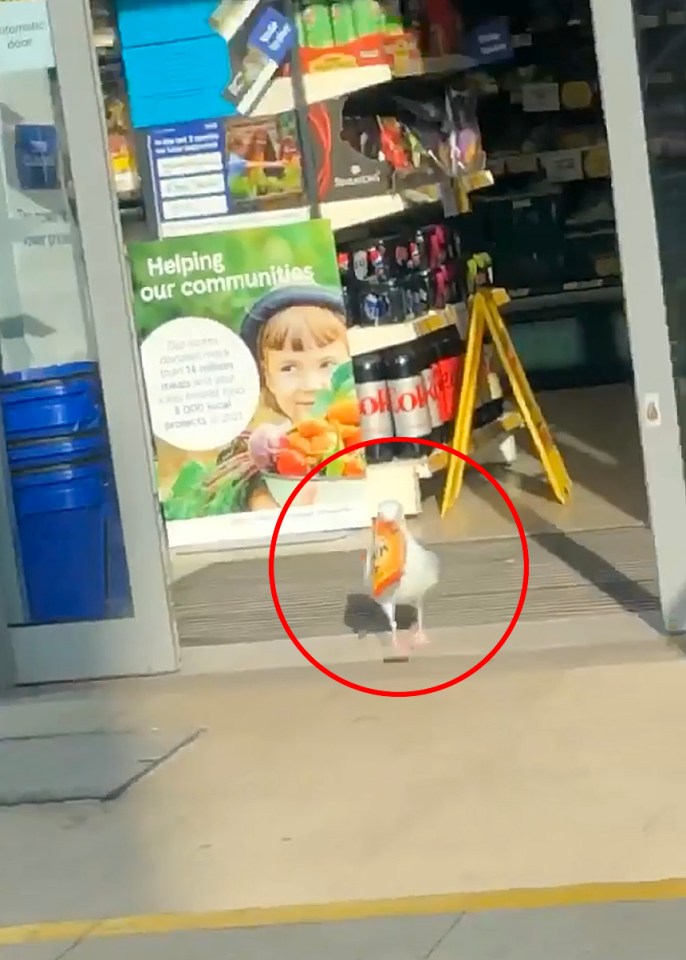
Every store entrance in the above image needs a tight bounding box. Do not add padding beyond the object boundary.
[166,3,660,656]
[89,0,667,663]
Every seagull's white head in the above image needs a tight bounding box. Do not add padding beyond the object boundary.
[376,500,405,524]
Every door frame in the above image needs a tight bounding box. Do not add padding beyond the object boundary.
[591,0,686,632]
[5,0,178,683]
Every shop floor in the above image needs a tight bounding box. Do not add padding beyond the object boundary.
[172,524,658,647]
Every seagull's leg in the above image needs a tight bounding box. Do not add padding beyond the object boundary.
[380,601,404,650]
[413,601,430,646]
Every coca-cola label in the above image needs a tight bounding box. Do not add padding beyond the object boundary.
[437,356,459,421]
[388,374,432,438]
[357,380,394,441]
[421,367,442,429]
[442,355,465,420]
[433,358,451,423]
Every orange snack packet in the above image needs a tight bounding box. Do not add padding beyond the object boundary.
[371,518,406,597]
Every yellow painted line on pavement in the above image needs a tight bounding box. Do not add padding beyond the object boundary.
[4,878,686,946]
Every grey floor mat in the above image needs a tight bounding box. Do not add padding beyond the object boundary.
[172,526,658,647]
[0,729,202,805]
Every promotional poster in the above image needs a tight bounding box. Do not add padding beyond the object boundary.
[128,220,368,548]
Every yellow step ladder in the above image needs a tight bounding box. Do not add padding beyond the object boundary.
[441,254,572,517]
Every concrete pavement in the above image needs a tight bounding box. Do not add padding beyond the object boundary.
[3,616,686,939]
[6,900,686,960]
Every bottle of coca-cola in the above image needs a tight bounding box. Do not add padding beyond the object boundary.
[352,352,395,464]
[431,324,465,433]
[417,335,443,443]
[426,329,452,443]
[385,342,433,459]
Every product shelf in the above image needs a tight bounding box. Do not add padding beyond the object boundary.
[364,458,423,516]
[362,450,449,517]
[636,9,686,29]
[346,305,463,357]
[255,51,478,120]
[391,52,476,78]
[322,187,443,232]
[503,281,624,321]
[489,142,611,183]
[250,64,393,117]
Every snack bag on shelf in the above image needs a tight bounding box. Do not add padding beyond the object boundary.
[445,85,489,179]
[103,74,139,197]
[386,84,484,179]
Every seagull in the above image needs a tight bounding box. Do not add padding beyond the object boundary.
[364,500,440,651]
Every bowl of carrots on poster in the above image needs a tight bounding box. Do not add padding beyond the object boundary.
[253,361,366,507]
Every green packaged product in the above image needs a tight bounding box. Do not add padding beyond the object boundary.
[331,0,357,44]
[300,1,335,47]
[295,10,307,46]
[351,0,382,37]
[380,0,403,34]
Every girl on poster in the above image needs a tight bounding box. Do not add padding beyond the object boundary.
[204,285,362,512]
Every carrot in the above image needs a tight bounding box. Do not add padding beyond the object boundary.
[296,418,330,439]
[326,398,360,427]
[310,431,336,454]
[285,433,311,457]
[275,450,308,476]
[339,424,361,444]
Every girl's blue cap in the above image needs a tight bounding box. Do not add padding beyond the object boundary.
[240,285,345,359]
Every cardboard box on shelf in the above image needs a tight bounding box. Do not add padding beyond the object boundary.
[116,0,296,124]
[114,0,218,48]
[307,98,442,206]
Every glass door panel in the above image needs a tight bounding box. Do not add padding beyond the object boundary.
[0,0,177,681]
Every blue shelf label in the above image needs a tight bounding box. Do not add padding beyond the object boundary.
[466,17,513,65]
[248,7,295,64]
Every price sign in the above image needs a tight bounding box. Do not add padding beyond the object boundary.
[506,153,539,175]
[522,82,560,113]
[541,149,583,183]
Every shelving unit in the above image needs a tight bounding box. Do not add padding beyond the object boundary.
[91,0,640,519]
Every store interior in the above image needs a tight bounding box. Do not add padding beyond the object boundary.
[90,0,652,550]
[1,0,660,642]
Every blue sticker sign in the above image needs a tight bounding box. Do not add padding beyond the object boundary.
[248,7,295,64]
[465,17,513,65]
[14,124,59,190]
